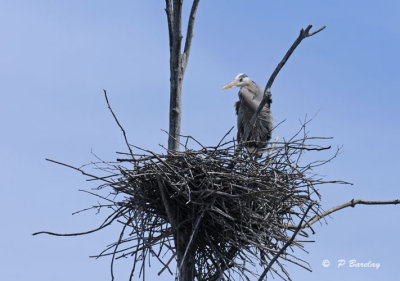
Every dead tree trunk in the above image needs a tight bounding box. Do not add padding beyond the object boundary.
[166,0,199,151]
[176,229,195,281]
[165,1,200,280]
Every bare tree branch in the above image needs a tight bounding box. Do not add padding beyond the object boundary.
[167,0,201,152]
[158,252,177,276]
[177,206,206,275]
[243,25,326,141]
[263,25,325,109]
[33,208,124,237]
[303,198,400,228]
[258,204,314,281]
[103,89,135,159]
[283,198,400,230]
[157,176,177,229]
[167,0,184,151]
[182,0,200,69]
[165,0,173,53]
[44,158,113,183]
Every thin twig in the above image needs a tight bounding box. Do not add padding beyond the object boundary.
[45,158,113,183]
[258,204,313,281]
[33,209,124,237]
[103,90,135,159]
[157,176,177,229]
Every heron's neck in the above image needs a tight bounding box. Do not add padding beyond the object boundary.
[244,82,262,99]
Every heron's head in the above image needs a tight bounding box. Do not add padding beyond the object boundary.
[222,73,251,90]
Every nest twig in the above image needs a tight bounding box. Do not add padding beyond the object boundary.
[35,122,350,281]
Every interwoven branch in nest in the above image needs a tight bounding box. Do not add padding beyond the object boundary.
[34,123,353,281]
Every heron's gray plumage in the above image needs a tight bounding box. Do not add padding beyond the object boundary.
[224,74,273,156]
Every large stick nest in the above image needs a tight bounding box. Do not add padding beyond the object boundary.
[56,124,345,281]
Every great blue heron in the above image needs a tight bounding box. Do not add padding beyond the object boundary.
[222,73,273,157]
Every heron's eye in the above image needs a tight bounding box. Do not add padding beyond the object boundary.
[239,78,243,82]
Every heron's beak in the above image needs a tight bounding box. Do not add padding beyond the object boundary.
[222,81,238,90]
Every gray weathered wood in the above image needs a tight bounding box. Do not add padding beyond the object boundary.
[243,25,326,143]
[167,0,200,152]
[165,1,201,281]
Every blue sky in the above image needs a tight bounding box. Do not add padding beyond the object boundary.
[1,0,399,280]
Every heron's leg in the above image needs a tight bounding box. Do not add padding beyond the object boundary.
[233,143,243,158]
[251,150,263,162]
[226,142,243,170]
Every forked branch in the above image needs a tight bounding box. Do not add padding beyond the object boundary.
[243,25,326,141]
[166,0,201,151]
[299,198,400,229]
